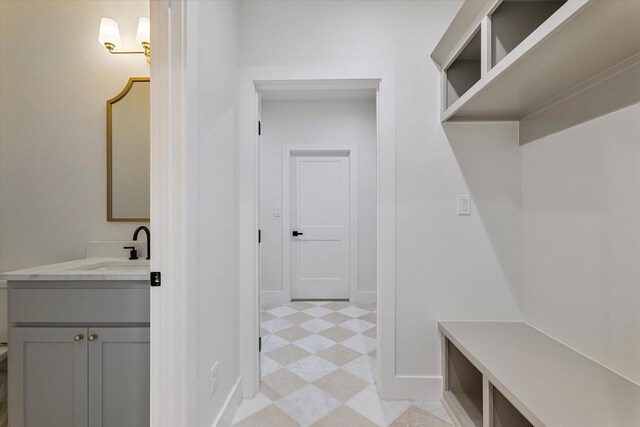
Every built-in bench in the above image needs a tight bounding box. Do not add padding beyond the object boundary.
[439,321,640,427]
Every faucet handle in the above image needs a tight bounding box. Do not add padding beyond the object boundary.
[123,246,138,260]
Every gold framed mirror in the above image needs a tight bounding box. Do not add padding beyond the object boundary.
[107,77,150,222]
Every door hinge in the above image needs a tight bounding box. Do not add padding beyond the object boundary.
[259,336,262,352]
[258,121,261,135]
[259,229,262,244]
[150,271,161,287]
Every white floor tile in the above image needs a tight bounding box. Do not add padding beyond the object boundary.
[341,334,377,354]
[286,355,338,382]
[275,384,341,426]
[261,334,289,352]
[293,334,336,353]
[341,318,375,333]
[339,306,370,318]
[260,354,282,377]
[342,355,377,383]
[302,306,333,318]
[300,318,334,333]
[262,317,294,333]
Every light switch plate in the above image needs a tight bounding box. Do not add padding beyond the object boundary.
[457,194,471,215]
[273,207,281,217]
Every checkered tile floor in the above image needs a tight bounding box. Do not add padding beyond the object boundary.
[231,301,454,427]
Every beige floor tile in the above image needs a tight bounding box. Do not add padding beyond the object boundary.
[319,326,357,342]
[358,312,376,324]
[368,349,377,359]
[234,404,301,427]
[390,406,453,427]
[311,404,378,427]
[323,301,349,311]
[321,312,352,324]
[317,344,362,366]
[284,312,314,326]
[288,301,316,310]
[277,326,313,342]
[314,369,368,402]
[262,369,307,397]
[261,303,280,311]
[265,344,310,366]
[259,383,282,401]
[363,326,377,339]
[261,311,276,322]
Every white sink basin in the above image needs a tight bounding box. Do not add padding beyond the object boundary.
[69,260,150,273]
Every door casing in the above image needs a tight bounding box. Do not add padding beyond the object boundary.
[238,66,401,400]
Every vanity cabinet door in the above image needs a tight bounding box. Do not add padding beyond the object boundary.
[87,327,150,427]
[9,327,89,427]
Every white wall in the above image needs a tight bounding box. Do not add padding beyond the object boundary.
[0,0,149,274]
[188,1,242,425]
[260,99,377,302]
[241,1,523,381]
[522,102,640,385]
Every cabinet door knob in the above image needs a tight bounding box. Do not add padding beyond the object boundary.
[88,334,98,342]
[74,334,84,341]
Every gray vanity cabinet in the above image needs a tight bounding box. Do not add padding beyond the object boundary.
[10,327,150,427]
[88,327,150,427]
[10,327,89,427]
[7,282,150,427]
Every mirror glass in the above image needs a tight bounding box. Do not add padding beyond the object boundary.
[107,77,150,221]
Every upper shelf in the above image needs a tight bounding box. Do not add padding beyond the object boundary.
[432,0,640,122]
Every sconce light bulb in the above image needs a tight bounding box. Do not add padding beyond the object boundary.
[98,17,121,50]
[136,17,151,46]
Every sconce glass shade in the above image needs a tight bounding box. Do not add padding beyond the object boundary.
[136,17,150,46]
[98,17,121,49]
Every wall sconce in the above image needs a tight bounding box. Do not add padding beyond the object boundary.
[99,17,150,64]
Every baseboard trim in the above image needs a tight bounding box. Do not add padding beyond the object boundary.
[212,376,243,427]
[350,291,377,305]
[260,290,289,304]
[383,375,443,401]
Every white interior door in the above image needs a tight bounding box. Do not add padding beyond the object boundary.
[291,155,350,299]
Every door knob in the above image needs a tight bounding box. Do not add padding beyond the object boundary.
[88,334,98,342]
[74,334,84,341]
[292,231,304,236]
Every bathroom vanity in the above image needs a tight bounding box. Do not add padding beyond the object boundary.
[1,258,150,427]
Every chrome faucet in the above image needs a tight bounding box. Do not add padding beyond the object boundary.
[133,226,150,260]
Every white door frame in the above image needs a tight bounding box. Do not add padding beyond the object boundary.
[149,1,195,426]
[281,145,358,302]
[238,65,398,399]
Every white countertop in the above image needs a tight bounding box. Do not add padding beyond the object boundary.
[0,258,150,281]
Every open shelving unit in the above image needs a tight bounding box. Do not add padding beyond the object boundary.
[433,0,640,124]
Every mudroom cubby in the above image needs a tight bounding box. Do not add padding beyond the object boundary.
[490,0,567,67]
[444,337,483,427]
[444,29,481,109]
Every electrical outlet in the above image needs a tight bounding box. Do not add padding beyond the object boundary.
[210,362,218,395]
